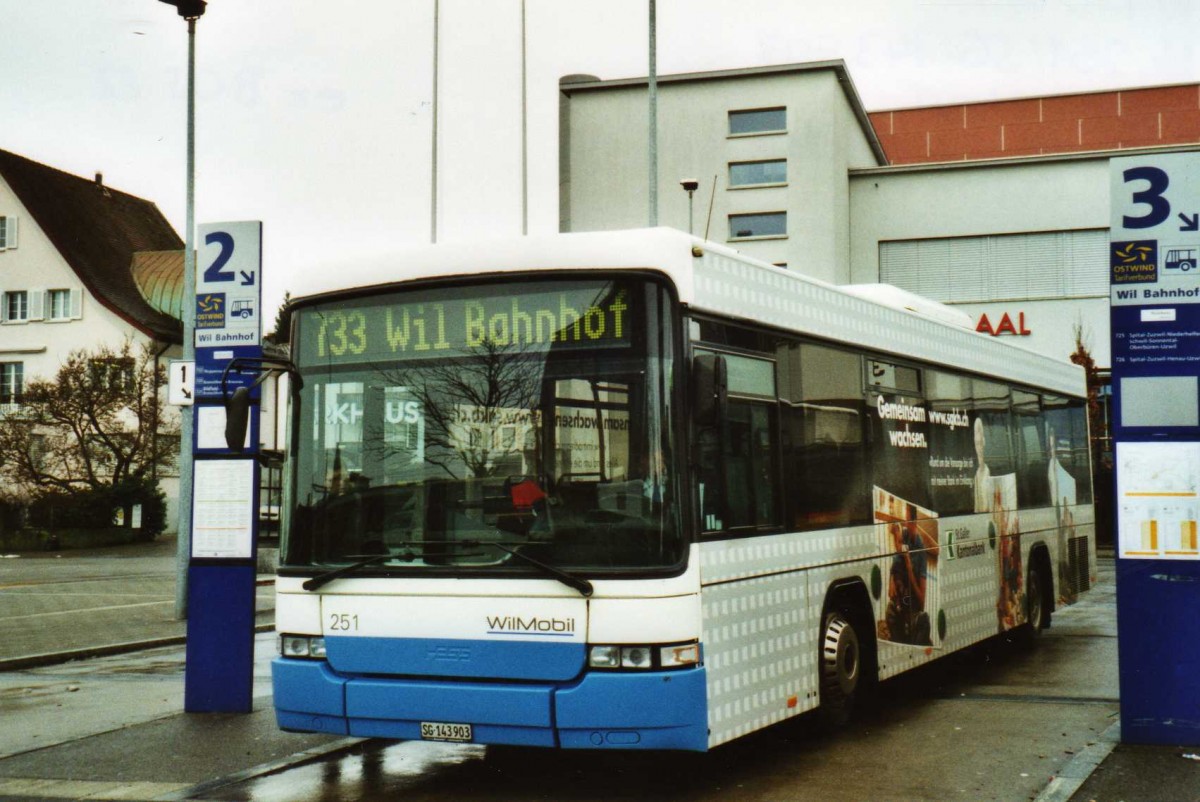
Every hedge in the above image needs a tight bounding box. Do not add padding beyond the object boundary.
[0,527,138,553]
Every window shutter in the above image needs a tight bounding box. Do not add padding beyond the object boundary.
[70,288,83,319]
[28,289,44,321]
[8,216,16,249]
[0,295,8,323]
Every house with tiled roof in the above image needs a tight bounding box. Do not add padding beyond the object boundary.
[0,148,184,519]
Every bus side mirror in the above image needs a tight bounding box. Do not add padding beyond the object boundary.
[225,386,251,452]
[693,353,728,428]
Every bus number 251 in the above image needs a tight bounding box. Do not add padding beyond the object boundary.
[329,614,359,632]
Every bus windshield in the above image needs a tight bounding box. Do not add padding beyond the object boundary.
[282,276,684,575]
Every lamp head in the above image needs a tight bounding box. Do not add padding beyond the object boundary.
[159,0,207,19]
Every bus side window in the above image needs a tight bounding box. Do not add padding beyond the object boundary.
[974,379,1015,490]
[1014,390,1049,508]
[778,342,869,529]
[724,400,778,528]
[696,349,780,533]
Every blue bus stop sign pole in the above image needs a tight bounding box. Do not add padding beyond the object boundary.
[184,221,263,714]
[1110,155,1200,745]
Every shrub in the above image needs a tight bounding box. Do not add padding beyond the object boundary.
[27,478,167,540]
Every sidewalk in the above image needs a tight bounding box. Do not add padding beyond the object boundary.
[2,545,1199,801]
[0,535,274,671]
[0,634,359,802]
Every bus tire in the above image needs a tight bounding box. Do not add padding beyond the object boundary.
[1017,557,1050,646]
[818,610,861,729]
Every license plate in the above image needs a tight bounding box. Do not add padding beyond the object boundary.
[420,721,473,742]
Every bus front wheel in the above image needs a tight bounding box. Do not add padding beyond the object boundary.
[818,611,860,728]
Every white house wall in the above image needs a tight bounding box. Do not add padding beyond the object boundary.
[0,174,183,528]
[0,177,152,377]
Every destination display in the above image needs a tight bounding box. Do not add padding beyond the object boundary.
[296,282,634,366]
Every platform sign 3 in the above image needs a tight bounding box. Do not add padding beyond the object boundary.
[1110,153,1200,747]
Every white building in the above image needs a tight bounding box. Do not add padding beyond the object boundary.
[560,62,885,285]
[0,149,184,523]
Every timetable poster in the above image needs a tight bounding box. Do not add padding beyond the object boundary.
[192,459,256,559]
[1116,441,1200,560]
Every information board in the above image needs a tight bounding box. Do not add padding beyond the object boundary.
[191,459,255,559]
[1111,153,1200,747]
[1110,153,1200,439]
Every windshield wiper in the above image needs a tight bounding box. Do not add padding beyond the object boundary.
[466,540,594,598]
[300,541,593,598]
[302,553,397,592]
[301,547,478,591]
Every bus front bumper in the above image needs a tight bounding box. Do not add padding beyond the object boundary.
[272,657,709,751]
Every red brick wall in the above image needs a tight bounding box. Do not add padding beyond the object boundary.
[870,85,1200,164]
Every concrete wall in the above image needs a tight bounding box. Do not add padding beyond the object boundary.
[562,68,880,284]
[849,155,1113,367]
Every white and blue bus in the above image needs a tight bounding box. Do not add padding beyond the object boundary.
[268,228,1095,751]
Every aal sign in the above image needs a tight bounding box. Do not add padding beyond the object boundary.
[975,312,1031,336]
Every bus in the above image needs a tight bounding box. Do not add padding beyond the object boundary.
[265,227,1095,752]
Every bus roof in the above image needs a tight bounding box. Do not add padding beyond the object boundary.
[290,227,1085,397]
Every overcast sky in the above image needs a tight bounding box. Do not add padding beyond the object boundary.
[2,0,1196,315]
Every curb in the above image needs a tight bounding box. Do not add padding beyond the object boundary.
[1032,720,1121,802]
[161,737,367,801]
[0,622,276,673]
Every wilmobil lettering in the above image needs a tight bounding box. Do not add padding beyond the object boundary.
[486,615,576,635]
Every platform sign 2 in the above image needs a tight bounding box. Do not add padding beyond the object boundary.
[1110,154,1200,745]
[186,221,263,715]
[195,222,263,400]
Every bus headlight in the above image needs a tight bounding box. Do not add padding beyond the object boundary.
[588,645,621,668]
[588,641,699,671]
[279,634,326,660]
[621,646,653,669]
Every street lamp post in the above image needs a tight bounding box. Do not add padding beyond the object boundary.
[680,179,698,235]
[159,0,206,619]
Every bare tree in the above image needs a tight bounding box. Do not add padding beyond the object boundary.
[0,341,178,497]
[381,339,544,480]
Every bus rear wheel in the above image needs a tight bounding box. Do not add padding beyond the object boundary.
[818,611,861,728]
[1016,560,1049,647]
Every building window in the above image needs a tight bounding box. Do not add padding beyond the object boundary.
[729,212,786,240]
[3,291,28,322]
[730,159,787,187]
[729,108,786,136]
[0,216,15,250]
[48,289,72,320]
[0,362,22,405]
[90,357,135,392]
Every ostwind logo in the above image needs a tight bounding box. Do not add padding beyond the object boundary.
[1110,240,1158,284]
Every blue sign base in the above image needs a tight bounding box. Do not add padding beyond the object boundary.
[1116,557,1200,744]
[184,564,258,713]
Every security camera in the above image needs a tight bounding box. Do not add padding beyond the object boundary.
[680,179,699,192]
